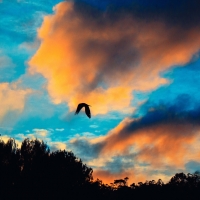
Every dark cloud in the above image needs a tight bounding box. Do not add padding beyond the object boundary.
[185,161,200,173]
[69,0,200,90]
[74,0,200,28]
[131,0,200,28]
[103,155,135,173]
[121,95,200,137]
[70,139,105,160]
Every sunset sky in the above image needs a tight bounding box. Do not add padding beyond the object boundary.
[1,0,200,184]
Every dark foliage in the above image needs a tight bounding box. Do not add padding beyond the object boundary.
[0,138,200,200]
[0,138,94,199]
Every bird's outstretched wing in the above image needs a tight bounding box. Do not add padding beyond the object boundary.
[75,104,84,115]
[85,105,91,118]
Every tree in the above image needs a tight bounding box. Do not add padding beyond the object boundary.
[1,138,200,199]
[0,138,94,199]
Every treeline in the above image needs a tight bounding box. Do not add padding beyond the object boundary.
[0,138,200,199]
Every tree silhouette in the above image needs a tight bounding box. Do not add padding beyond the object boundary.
[0,138,94,199]
[0,138,200,199]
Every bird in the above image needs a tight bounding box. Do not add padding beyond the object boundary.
[75,103,91,118]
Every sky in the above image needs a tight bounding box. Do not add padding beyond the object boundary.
[1,0,200,184]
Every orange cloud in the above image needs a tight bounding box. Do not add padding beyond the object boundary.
[77,116,200,184]
[93,169,137,185]
[100,119,200,167]
[92,168,170,185]
[28,1,200,115]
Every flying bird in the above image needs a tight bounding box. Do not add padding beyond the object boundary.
[75,103,91,118]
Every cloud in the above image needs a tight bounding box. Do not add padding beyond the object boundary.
[70,137,104,160]
[185,161,200,173]
[90,125,98,128]
[0,53,15,69]
[93,169,134,184]
[0,53,16,82]
[0,82,31,120]
[124,0,200,28]
[0,135,21,147]
[32,128,50,137]
[15,128,51,142]
[55,128,65,132]
[100,103,200,162]
[65,100,200,183]
[50,141,67,151]
[12,129,67,152]
[92,167,171,185]
[19,40,41,53]
[28,1,200,115]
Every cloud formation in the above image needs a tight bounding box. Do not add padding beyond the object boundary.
[68,100,200,183]
[29,0,200,115]
[0,82,31,120]
[0,53,16,82]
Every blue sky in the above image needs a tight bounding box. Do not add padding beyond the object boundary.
[1,0,200,184]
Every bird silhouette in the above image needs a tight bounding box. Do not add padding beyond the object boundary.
[75,103,91,118]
